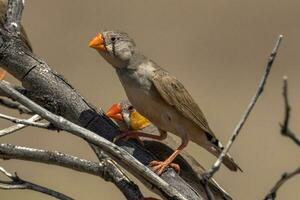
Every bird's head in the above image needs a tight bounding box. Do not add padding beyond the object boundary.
[105,100,133,124]
[89,31,136,68]
[105,100,150,130]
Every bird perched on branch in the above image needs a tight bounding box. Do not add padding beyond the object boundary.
[106,100,233,200]
[89,31,241,175]
[0,0,32,77]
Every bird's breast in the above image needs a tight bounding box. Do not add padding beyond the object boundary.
[116,63,195,139]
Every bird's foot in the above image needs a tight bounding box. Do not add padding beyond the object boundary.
[113,131,144,146]
[149,160,180,175]
[141,198,161,200]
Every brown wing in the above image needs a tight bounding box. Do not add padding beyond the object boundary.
[152,69,213,134]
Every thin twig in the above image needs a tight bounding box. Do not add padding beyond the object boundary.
[0,114,41,137]
[264,167,300,200]
[201,181,215,200]
[0,112,49,128]
[203,35,283,180]
[280,76,300,146]
[0,143,144,199]
[0,97,33,114]
[0,81,186,200]
[0,166,73,200]
[263,77,300,200]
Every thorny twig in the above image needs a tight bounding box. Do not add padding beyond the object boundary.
[0,166,73,200]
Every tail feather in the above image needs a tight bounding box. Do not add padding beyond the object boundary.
[208,145,242,172]
[204,131,242,172]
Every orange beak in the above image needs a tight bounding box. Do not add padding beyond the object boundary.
[89,33,106,51]
[106,103,123,121]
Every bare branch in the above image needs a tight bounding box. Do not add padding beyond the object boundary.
[0,0,208,199]
[0,166,74,200]
[0,112,143,199]
[280,76,300,146]
[264,77,300,200]
[1,1,146,200]
[264,167,300,200]
[203,35,284,180]
[0,143,144,199]
[0,97,33,114]
[0,112,48,128]
[0,81,187,200]
[0,114,41,137]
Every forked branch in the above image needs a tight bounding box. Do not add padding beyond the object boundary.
[264,77,300,200]
[0,166,73,200]
[203,35,283,181]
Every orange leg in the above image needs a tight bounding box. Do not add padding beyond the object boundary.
[113,130,167,145]
[149,136,189,175]
[0,70,6,80]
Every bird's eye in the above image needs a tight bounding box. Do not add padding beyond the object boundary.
[111,37,116,42]
[128,106,134,111]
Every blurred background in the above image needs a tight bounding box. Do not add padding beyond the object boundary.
[1,0,300,199]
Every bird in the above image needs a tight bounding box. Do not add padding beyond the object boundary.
[89,31,241,175]
[106,100,233,200]
[106,100,164,145]
[0,0,32,77]
[106,100,151,132]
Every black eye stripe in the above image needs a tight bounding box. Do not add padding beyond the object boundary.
[112,40,116,55]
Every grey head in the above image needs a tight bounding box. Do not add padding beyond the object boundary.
[119,100,135,127]
[89,30,136,68]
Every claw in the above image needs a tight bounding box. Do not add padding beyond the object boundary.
[169,163,180,173]
[149,160,180,175]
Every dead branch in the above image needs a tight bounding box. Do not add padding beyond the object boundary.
[0,112,48,128]
[0,143,143,199]
[264,167,300,200]
[264,77,300,200]
[1,1,146,199]
[0,97,33,114]
[203,35,283,180]
[0,0,208,199]
[0,80,188,200]
[0,99,143,200]
[0,114,41,137]
[0,166,73,200]
[280,76,300,146]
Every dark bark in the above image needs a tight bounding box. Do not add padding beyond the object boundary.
[0,1,209,199]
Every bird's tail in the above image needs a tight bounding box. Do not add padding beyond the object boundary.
[208,144,242,172]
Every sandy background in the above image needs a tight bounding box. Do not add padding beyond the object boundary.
[1,0,300,199]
